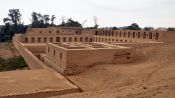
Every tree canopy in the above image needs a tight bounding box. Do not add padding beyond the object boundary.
[1,9,27,41]
[51,15,56,26]
[144,27,154,31]
[59,18,82,27]
[125,23,141,30]
[31,12,51,28]
[167,27,175,31]
[3,9,22,26]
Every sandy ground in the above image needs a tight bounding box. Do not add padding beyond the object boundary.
[1,42,175,98]
[0,43,80,97]
[0,69,79,97]
[50,43,175,98]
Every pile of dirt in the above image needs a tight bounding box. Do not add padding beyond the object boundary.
[51,43,175,98]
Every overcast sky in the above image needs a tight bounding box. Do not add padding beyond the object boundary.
[0,0,175,28]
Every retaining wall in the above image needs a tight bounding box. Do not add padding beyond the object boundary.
[13,36,44,69]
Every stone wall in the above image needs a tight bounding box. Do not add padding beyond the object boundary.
[66,48,133,67]
[23,35,92,43]
[24,44,46,53]
[45,43,67,71]
[13,36,45,69]
[43,43,134,74]
[17,43,44,69]
[163,31,175,43]
[15,27,165,44]
[92,30,163,43]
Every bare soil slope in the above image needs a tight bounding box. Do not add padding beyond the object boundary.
[0,43,19,59]
[52,43,175,98]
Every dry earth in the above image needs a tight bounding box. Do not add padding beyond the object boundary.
[1,42,175,98]
[0,43,19,59]
[50,43,175,98]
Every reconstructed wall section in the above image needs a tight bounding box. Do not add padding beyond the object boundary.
[12,27,175,75]
[43,42,133,74]
[163,31,175,43]
[15,27,166,44]
[18,43,45,69]
[13,36,45,69]
[11,32,81,98]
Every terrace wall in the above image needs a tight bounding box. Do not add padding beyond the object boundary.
[12,34,24,50]
[45,43,67,71]
[17,27,165,44]
[92,30,164,43]
[23,35,92,43]
[66,48,133,68]
[163,31,175,43]
[24,44,46,53]
[18,43,44,69]
[13,36,45,69]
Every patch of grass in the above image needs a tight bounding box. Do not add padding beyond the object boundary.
[0,56,28,72]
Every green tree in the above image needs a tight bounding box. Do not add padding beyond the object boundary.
[112,27,118,30]
[59,18,82,27]
[167,27,175,31]
[31,12,39,22]
[144,27,154,31]
[123,23,141,30]
[128,23,141,30]
[2,9,27,41]
[43,15,50,24]
[51,15,56,26]
[3,9,22,26]
[31,12,51,28]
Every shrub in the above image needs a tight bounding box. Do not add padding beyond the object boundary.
[0,56,27,72]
